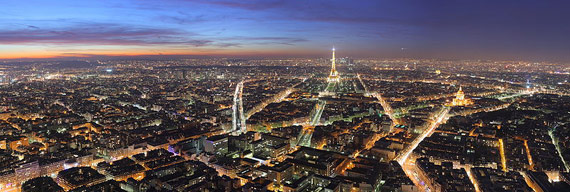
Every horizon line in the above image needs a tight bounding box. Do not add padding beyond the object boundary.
[2,53,568,63]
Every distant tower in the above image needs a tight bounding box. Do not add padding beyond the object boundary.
[327,48,340,82]
[526,79,531,89]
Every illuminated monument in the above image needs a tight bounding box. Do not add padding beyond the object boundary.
[450,86,473,106]
[327,48,340,82]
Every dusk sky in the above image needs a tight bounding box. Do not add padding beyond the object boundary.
[1,0,569,60]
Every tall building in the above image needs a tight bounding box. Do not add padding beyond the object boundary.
[327,48,340,83]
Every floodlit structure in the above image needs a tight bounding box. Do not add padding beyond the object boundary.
[451,87,473,106]
[327,48,340,83]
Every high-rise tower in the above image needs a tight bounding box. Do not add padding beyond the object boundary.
[327,48,340,82]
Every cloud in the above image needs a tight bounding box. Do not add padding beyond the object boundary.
[183,0,286,11]
[214,42,241,47]
[58,53,105,57]
[0,21,310,49]
[157,13,209,25]
[0,22,211,47]
[220,36,308,46]
[180,0,414,25]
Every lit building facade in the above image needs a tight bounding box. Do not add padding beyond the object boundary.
[450,87,473,106]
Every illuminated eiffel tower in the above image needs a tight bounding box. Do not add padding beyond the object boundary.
[327,47,340,82]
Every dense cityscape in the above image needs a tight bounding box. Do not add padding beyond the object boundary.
[0,50,568,191]
[2,0,570,192]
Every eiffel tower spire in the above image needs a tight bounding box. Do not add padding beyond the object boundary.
[327,47,340,82]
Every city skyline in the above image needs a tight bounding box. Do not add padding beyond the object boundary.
[1,1,569,192]
[2,0,570,61]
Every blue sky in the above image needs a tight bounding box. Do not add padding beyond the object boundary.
[1,0,569,60]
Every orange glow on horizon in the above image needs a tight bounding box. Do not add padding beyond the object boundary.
[0,48,321,60]
[0,51,205,59]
